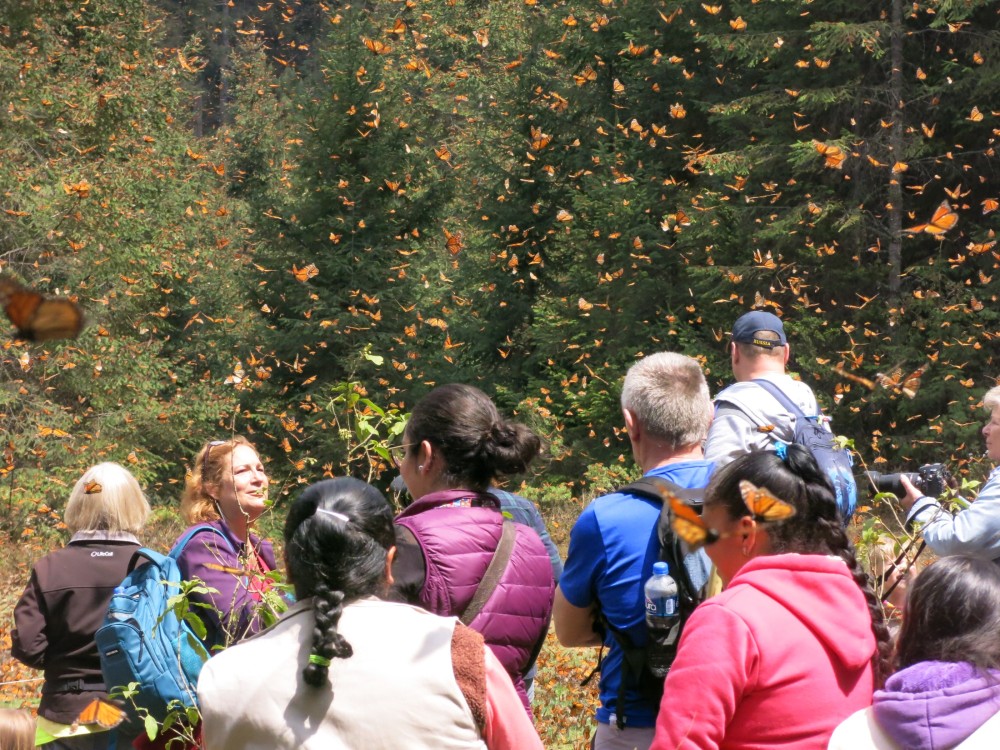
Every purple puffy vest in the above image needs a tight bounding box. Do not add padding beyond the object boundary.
[395,490,555,709]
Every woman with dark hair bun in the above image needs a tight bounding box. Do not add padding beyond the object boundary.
[391,384,555,713]
[198,477,543,750]
[650,445,890,750]
[830,555,1000,749]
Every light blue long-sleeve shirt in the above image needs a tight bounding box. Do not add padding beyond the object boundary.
[906,466,1000,560]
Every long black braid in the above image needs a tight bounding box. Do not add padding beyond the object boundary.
[705,446,892,688]
[283,478,396,689]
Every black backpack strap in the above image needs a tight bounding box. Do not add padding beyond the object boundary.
[621,477,703,508]
[604,619,654,730]
[584,478,706,729]
[620,478,703,605]
[461,520,516,626]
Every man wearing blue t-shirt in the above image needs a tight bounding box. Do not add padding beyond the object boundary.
[554,352,715,750]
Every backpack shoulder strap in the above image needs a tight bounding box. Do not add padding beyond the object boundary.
[461,519,517,626]
[169,524,237,559]
[752,378,812,419]
[622,476,703,506]
[126,547,171,575]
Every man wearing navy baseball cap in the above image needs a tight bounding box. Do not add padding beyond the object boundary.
[704,309,821,466]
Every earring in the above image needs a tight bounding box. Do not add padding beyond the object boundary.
[417,464,424,473]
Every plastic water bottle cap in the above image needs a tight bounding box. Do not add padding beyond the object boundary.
[652,561,669,576]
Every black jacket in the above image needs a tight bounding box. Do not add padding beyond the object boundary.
[12,534,140,723]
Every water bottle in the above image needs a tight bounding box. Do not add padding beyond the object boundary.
[644,561,680,678]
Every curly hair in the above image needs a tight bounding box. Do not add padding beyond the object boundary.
[181,436,257,524]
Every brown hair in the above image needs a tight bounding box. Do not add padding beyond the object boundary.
[896,556,1000,671]
[405,384,540,492]
[181,436,257,524]
[0,709,34,750]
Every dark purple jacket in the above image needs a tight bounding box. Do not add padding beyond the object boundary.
[173,518,278,649]
[394,490,554,710]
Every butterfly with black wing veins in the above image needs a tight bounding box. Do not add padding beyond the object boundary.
[72,697,126,731]
[0,274,84,342]
[669,480,797,551]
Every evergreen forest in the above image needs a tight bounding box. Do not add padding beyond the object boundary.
[2,0,1000,533]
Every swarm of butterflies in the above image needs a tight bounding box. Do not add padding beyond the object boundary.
[667,479,797,550]
[0,274,84,342]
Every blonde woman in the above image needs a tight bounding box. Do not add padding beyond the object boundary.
[174,437,280,649]
[12,463,149,750]
[0,709,35,750]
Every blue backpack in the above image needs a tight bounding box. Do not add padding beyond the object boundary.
[95,526,233,725]
[753,379,858,523]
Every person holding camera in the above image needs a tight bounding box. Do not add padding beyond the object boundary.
[901,384,1000,561]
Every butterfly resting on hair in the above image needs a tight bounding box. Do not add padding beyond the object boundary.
[668,480,797,551]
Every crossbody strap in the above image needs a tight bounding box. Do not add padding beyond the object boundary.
[752,378,813,420]
[461,519,517,626]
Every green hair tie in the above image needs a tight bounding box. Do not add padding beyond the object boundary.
[308,654,331,668]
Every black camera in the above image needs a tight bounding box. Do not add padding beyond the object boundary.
[864,463,952,499]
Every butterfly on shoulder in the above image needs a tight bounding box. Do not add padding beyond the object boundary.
[668,481,797,551]
[0,274,84,342]
[73,697,126,730]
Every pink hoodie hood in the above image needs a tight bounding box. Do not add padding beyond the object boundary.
[733,553,877,671]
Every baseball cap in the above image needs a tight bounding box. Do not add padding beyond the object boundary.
[731,311,787,348]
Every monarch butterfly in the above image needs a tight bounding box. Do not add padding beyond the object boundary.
[877,363,928,399]
[667,482,797,550]
[443,228,464,255]
[75,698,126,729]
[906,201,958,235]
[290,263,319,283]
[0,276,84,342]
[362,37,390,55]
[831,364,876,388]
[84,481,103,494]
[813,141,846,169]
[669,495,724,549]
[738,480,797,523]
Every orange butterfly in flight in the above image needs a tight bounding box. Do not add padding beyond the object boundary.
[0,275,84,342]
[905,201,958,235]
[832,363,927,399]
[668,481,796,550]
[362,37,390,55]
[877,363,928,399]
[813,141,846,169]
[290,263,319,283]
[74,698,126,729]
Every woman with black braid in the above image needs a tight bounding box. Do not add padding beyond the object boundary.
[650,445,890,750]
[197,477,542,750]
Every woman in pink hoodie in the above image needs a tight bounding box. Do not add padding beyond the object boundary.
[650,445,891,750]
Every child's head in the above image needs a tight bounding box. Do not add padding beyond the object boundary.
[896,555,1000,670]
[0,709,34,750]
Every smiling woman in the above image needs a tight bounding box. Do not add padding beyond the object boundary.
[174,436,282,649]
